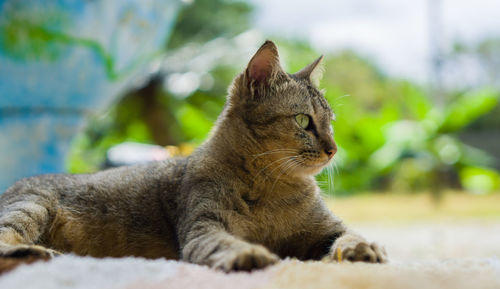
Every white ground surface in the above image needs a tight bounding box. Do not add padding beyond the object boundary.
[0,221,499,289]
[355,221,500,261]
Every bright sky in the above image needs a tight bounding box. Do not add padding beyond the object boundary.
[250,0,500,83]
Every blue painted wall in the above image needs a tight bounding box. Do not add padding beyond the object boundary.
[0,0,181,192]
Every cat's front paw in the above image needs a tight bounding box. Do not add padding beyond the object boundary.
[331,242,387,263]
[208,243,279,272]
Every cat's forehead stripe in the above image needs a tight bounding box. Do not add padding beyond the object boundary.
[307,86,334,121]
[275,77,333,120]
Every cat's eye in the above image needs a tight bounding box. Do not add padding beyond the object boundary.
[295,114,310,129]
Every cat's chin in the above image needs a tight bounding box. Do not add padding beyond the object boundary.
[295,162,330,177]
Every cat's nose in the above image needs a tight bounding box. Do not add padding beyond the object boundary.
[325,146,337,159]
[323,138,337,159]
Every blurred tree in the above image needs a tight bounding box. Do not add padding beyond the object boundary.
[464,38,500,129]
[167,0,253,49]
[476,38,500,87]
[445,37,500,174]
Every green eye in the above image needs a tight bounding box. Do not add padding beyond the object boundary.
[295,114,310,129]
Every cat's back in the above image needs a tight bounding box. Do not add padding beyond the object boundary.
[3,157,187,198]
[81,156,188,199]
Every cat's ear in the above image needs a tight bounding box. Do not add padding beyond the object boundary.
[294,55,324,87]
[246,40,284,85]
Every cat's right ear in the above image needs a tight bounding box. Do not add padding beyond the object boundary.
[245,41,284,86]
[294,55,324,87]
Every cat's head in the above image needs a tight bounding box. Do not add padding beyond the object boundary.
[227,41,336,177]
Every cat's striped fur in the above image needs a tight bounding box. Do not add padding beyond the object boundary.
[0,41,386,272]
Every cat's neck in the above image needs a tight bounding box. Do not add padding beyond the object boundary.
[201,110,263,171]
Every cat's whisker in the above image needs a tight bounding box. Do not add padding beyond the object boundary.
[337,94,349,100]
[269,158,302,194]
[253,148,297,154]
[252,148,297,156]
[251,149,298,161]
[262,157,298,190]
[332,94,349,103]
[267,156,297,177]
[331,94,349,110]
[328,164,335,196]
[332,158,339,175]
[252,155,297,186]
[325,165,331,195]
[271,160,297,193]
[264,157,300,194]
[329,159,341,199]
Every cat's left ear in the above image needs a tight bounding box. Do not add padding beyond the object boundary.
[246,40,286,86]
[294,55,324,87]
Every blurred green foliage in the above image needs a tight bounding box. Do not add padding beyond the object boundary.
[0,2,158,80]
[317,52,500,194]
[167,0,253,49]
[0,4,71,61]
[68,0,500,195]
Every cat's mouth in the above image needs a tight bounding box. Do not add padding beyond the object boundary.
[299,158,332,175]
[305,160,330,169]
[263,152,332,177]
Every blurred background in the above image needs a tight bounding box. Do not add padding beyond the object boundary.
[1,0,499,261]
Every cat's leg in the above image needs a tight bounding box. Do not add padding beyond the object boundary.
[179,204,279,272]
[183,230,279,272]
[0,182,61,259]
[304,199,387,263]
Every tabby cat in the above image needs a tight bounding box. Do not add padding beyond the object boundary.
[0,41,387,271]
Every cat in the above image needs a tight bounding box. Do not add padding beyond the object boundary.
[0,41,387,272]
